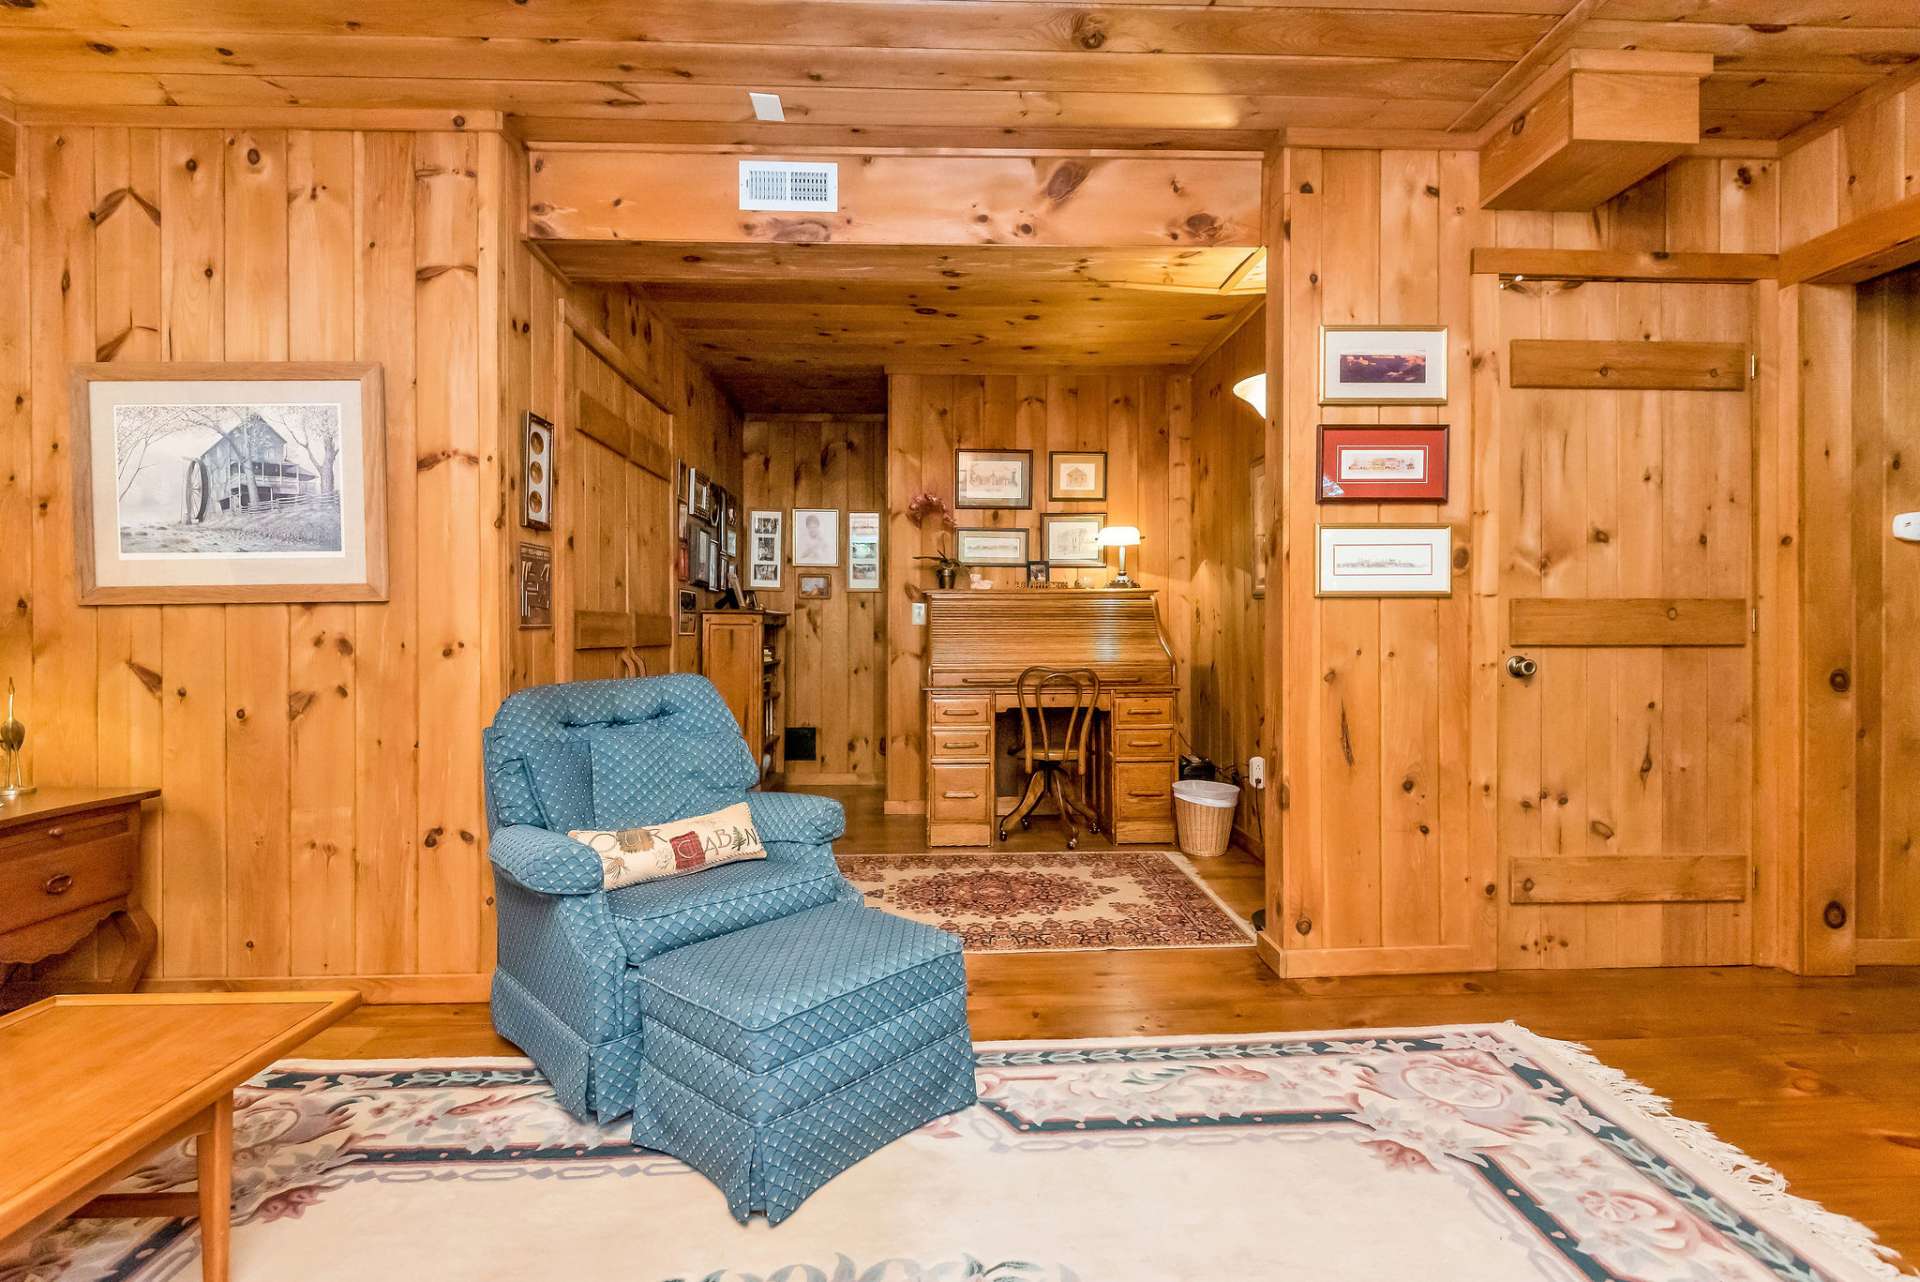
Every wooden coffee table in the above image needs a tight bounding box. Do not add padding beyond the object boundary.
[0,991,362,1280]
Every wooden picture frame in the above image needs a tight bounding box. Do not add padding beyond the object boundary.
[955,448,1033,510]
[1042,512,1106,567]
[1048,450,1107,502]
[955,526,1030,566]
[797,571,833,600]
[1318,425,1449,502]
[70,362,388,604]
[1315,523,1453,597]
[748,510,783,589]
[1251,458,1266,599]
[1320,325,1449,405]
[792,508,839,567]
[1026,560,1052,587]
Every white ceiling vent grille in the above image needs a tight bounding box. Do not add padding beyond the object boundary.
[739,160,839,212]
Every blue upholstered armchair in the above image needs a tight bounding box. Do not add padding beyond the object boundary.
[481,674,860,1122]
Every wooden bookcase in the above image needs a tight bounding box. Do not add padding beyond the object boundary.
[698,610,788,787]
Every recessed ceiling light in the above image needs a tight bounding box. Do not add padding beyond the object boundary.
[750,92,785,123]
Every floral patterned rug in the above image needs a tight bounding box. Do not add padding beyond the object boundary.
[835,849,1256,952]
[3,1026,1902,1282]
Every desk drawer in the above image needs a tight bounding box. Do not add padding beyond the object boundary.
[0,807,131,858]
[1112,695,1174,727]
[930,728,991,762]
[928,764,992,822]
[1114,728,1176,760]
[1113,761,1175,821]
[0,833,135,934]
[928,695,992,728]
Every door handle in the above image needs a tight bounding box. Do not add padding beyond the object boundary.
[1506,655,1538,681]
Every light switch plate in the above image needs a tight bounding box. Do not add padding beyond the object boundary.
[912,601,927,625]
[1894,512,1920,543]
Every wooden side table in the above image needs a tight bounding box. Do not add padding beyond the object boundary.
[0,787,162,1000]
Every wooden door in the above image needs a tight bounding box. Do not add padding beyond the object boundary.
[1492,278,1757,969]
[557,320,676,681]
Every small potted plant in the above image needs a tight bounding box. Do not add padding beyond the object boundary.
[907,491,960,588]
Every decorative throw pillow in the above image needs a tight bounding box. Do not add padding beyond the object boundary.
[569,800,766,890]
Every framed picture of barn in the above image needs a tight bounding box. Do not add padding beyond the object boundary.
[69,363,388,604]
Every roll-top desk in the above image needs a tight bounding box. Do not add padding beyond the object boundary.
[921,589,1178,847]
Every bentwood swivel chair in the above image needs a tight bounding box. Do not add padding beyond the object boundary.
[999,665,1101,848]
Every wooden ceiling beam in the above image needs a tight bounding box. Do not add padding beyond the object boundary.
[1478,50,1711,210]
[528,151,1262,249]
[0,1,1555,60]
[1471,246,1778,282]
[1779,187,1920,285]
[543,242,1262,288]
[512,121,1279,155]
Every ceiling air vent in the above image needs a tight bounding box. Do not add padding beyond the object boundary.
[738,160,839,212]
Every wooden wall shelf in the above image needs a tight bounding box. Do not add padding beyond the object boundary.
[1509,339,1749,391]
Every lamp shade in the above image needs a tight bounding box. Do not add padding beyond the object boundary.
[1232,373,1267,417]
[1096,524,1142,549]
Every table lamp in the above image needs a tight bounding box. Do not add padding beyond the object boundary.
[1097,525,1142,587]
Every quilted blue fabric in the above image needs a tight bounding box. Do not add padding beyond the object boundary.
[489,824,603,896]
[746,792,847,845]
[583,722,760,829]
[631,1030,978,1224]
[605,849,853,962]
[522,739,594,833]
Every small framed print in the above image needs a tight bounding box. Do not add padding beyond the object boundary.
[517,542,552,629]
[686,466,716,522]
[1026,560,1052,587]
[1320,325,1448,405]
[1319,425,1449,502]
[792,508,839,566]
[748,511,783,588]
[1042,512,1105,567]
[797,571,833,600]
[1251,459,1266,599]
[1049,450,1107,502]
[848,511,881,592]
[955,526,1030,566]
[677,588,698,636]
[1316,523,1453,597]
[955,449,1032,509]
[692,528,717,588]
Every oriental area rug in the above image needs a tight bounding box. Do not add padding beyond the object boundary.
[835,849,1256,952]
[4,1027,1902,1282]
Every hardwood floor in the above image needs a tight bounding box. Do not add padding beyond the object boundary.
[299,785,1920,1268]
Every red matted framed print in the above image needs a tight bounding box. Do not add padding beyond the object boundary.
[1317,425,1449,503]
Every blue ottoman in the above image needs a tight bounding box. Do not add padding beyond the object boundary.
[631,899,976,1223]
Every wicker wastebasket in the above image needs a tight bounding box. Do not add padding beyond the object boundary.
[1173,780,1240,858]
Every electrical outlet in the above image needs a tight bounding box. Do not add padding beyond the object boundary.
[1248,756,1266,789]
[912,601,927,625]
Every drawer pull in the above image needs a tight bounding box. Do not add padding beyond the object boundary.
[942,790,979,800]
[1124,708,1158,718]
[43,873,74,896]
[46,826,66,839]
[1126,791,1161,801]
[1129,737,1168,749]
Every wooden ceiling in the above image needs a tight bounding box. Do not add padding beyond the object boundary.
[2,1,1919,149]
[558,245,1268,413]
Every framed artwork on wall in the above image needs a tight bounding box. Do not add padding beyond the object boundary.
[1318,425,1449,502]
[1042,512,1105,567]
[1315,524,1452,597]
[792,508,839,566]
[848,511,881,591]
[677,587,698,636]
[1320,326,1449,405]
[1251,459,1266,599]
[1026,560,1052,587]
[797,572,833,600]
[955,527,1030,566]
[955,449,1032,509]
[748,510,783,589]
[1048,450,1107,502]
[69,362,388,604]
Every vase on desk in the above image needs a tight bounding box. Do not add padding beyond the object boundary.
[0,678,31,799]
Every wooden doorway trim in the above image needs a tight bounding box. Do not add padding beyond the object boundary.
[552,301,677,682]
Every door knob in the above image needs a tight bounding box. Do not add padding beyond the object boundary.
[1506,655,1539,680]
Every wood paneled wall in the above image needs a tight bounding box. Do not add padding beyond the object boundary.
[1,123,516,997]
[742,413,888,785]
[883,370,1188,810]
[1184,309,1266,843]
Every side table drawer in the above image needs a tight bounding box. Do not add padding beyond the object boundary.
[928,763,992,822]
[1114,727,1175,760]
[928,695,992,728]
[930,728,991,762]
[1113,761,1176,822]
[0,834,136,934]
[1112,695,1174,727]
[0,806,131,858]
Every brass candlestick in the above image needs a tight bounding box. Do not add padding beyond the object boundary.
[0,678,32,799]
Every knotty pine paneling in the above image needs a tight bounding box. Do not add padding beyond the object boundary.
[1851,267,1920,962]
[883,370,1188,811]
[743,414,887,786]
[1184,308,1265,846]
[3,123,519,996]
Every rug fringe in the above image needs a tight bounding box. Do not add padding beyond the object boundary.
[1513,1024,1910,1281]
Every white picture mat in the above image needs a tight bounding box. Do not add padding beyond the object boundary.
[1321,327,1449,403]
[848,512,881,591]
[1316,525,1452,595]
[1336,446,1432,483]
[1045,516,1103,565]
[792,508,839,566]
[957,529,1028,565]
[748,510,783,588]
[87,378,370,590]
